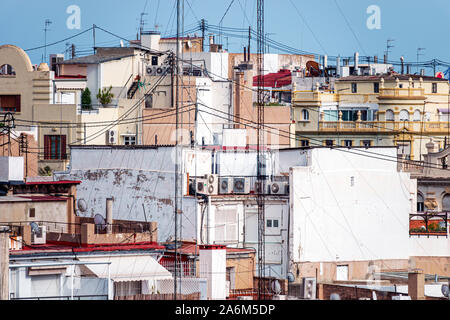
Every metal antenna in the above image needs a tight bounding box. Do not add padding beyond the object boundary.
[417,47,425,73]
[43,19,52,63]
[257,0,266,301]
[385,39,394,63]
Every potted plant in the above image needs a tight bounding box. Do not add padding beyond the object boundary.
[97,86,115,107]
[81,87,92,110]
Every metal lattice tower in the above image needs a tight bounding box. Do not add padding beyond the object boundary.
[256,0,266,301]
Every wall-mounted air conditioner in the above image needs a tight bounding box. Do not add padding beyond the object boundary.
[268,182,289,195]
[31,226,47,245]
[218,177,233,194]
[233,177,250,194]
[146,65,172,76]
[107,130,118,145]
[196,174,218,195]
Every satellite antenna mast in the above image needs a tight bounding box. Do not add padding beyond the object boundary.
[43,19,52,63]
[139,0,149,39]
[256,0,266,301]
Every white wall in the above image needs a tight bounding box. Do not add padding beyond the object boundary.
[289,148,415,263]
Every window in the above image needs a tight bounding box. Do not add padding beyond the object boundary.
[432,83,437,93]
[0,95,21,113]
[413,110,421,121]
[442,194,450,211]
[385,109,394,121]
[325,140,334,147]
[302,109,309,121]
[123,136,136,145]
[351,83,357,93]
[399,109,410,121]
[417,193,424,212]
[44,135,66,160]
[362,140,372,147]
[266,219,279,228]
[340,110,374,121]
[399,84,403,89]
[151,56,158,66]
[0,64,15,76]
[373,82,379,93]
[29,208,35,218]
[397,141,411,160]
[300,140,309,147]
[344,140,353,147]
[336,265,349,281]
[323,110,338,121]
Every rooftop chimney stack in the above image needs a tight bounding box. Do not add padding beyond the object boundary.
[384,54,387,64]
[106,198,113,234]
[374,55,378,63]
[336,56,341,77]
[400,56,405,74]
[354,52,359,75]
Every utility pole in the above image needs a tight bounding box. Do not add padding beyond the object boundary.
[248,26,251,61]
[174,0,182,301]
[200,19,206,52]
[0,226,10,300]
[93,24,96,54]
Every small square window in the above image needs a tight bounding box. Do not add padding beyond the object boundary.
[351,83,357,93]
[273,220,279,228]
[300,140,309,147]
[267,220,272,228]
[325,140,334,147]
[373,82,379,93]
[29,208,35,218]
[432,83,437,93]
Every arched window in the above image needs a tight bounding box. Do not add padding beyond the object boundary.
[0,64,15,76]
[442,194,450,211]
[399,109,410,121]
[385,109,394,121]
[302,109,309,121]
[417,193,424,212]
[413,110,421,121]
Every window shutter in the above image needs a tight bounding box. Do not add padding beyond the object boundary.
[61,135,67,159]
[44,135,50,159]
[15,95,21,112]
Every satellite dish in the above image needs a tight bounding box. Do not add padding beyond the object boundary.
[442,284,450,297]
[330,293,341,300]
[271,280,282,295]
[77,198,87,212]
[306,61,320,77]
[94,214,106,231]
[436,71,444,79]
[30,222,40,234]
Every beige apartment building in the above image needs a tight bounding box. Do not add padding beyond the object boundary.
[292,72,450,160]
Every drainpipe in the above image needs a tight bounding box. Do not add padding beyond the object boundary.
[106,198,113,234]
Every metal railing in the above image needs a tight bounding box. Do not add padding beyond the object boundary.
[409,212,449,237]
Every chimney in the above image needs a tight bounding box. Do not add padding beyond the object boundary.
[336,56,341,77]
[384,54,387,64]
[408,270,425,300]
[199,245,227,300]
[407,64,411,74]
[374,55,378,63]
[354,52,359,75]
[106,198,113,234]
[209,35,214,46]
[400,56,404,74]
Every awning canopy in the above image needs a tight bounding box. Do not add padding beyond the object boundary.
[78,255,172,282]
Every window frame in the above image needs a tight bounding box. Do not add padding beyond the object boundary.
[351,83,357,93]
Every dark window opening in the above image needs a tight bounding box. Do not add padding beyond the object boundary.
[374,82,379,93]
[351,83,357,93]
[44,135,67,160]
[325,140,334,147]
[0,95,21,113]
[29,208,35,218]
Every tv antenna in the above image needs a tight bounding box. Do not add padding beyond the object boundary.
[385,39,395,62]
[43,19,52,63]
[417,47,425,73]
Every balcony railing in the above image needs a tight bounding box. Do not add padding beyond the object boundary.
[379,88,425,99]
[409,212,448,237]
[317,121,450,133]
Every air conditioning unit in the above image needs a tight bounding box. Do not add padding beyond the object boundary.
[195,174,218,195]
[107,130,118,145]
[254,181,267,195]
[218,177,233,194]
[31,226,47,245]
[233,177,250,194]
[146,65,172,76]
[268,182,289,195]
[302,277,316,300]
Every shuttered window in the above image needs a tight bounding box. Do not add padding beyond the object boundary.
[44,135,67,160]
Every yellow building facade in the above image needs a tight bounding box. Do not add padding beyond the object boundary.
[292,73,450,161]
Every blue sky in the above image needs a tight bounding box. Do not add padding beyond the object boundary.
[1,0,449,74]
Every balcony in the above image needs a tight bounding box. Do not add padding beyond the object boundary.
[409,212,448,237]
[316,120,450,133]
[293,91,337,104]
[378,88,425,100]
